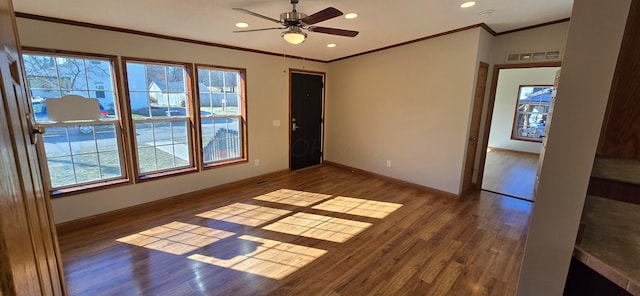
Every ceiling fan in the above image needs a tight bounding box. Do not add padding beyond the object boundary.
[232,0,359,45]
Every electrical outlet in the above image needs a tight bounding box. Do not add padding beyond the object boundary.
[255,159,260,166]
[386,160,391,167]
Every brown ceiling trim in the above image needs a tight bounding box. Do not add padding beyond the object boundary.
[14,12,327,63]
[329,23,494,63]
[480,23,498,36]
[495,18,571,36]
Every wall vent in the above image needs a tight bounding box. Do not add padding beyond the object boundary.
[505,50,562,62]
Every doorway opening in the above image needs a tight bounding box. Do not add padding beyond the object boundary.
[478,62,561,201]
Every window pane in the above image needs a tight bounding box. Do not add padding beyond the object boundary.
[99,151,122,179]
[202,117,241,163]
[42,126,71,157]
[95,124,118,151]
[57,57,88,90]
[41,123,124,188]
[126,63,148,91]
[23,55,60,93]
[167,67,185,92]
[86,60,114,91]
[134,120,191,174]
[47,156,75,188]
[128,62,190,120]
[130,91,152,117]
[138,146,158,174]
[200,92,212,112]
[223,93,241,116]
[73,153,101,183]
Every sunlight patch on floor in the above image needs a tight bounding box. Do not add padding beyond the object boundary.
[196,203,292,226]
[262,212,372,243]
[116,221,234,255]
[312,196,403,218]
[253,189,332,206]
[188,235,327,280]
[115,188,405,280]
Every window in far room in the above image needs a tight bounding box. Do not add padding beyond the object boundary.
[511,85,553,142]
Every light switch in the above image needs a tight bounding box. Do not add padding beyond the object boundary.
[273,120,281,127]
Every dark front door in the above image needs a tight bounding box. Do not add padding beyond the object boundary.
[290,72,324,170]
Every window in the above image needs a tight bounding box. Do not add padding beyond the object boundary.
[24,50,249,193]
[196,65,247,166]
[124,59,195,177]
[511,85,553,142]
[22,51,125,190]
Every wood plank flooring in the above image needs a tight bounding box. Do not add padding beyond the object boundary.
[482,149,539,201]
[57,165,532,295]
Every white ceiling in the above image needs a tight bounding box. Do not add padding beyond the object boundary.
[12,0,574,62]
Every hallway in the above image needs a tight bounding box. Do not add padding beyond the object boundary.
[482,148,539,201]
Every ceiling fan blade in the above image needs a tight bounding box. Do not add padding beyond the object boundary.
[233,27,286,33]
[232,8,281,24]
[307,26,359,37]
[301,7,343,25]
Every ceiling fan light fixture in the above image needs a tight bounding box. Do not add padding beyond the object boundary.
[460,1,476,8]
[345,13,358,19]
[282,27,307,44]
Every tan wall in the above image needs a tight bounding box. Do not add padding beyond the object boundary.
[325,28,483,194]
[517,0,631,294]
[489,67,560,153]
[16,18,328,223]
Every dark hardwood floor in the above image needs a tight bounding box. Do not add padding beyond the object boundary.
[482,149,539,201]
[57,165,532,295]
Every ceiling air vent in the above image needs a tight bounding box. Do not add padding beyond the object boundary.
[505,50,562,63]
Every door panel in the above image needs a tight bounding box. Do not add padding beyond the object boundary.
[0,0,65,294]
[462,62,489,194]
[290,72,324,171]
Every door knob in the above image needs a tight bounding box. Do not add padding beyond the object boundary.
[26,113,45,145]
[33,125,46,134]
[292,123,299,131]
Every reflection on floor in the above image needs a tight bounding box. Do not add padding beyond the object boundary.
[482,148,539,201]
[115,189,399,283]
[58,165,533,295]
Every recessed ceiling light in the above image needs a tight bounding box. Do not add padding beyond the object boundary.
[327,43,336,48]
[235,22,249,28]
[345,13,358,19]
[460,1,476,8]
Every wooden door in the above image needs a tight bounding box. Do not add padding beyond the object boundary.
[462,62,489,194]
[290,71,324,171]
[0,0,65,294]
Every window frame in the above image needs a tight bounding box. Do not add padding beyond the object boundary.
[22,47,132,196]
[195,64,248,169]
[121,57,199,182]
[510,84,554,143]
